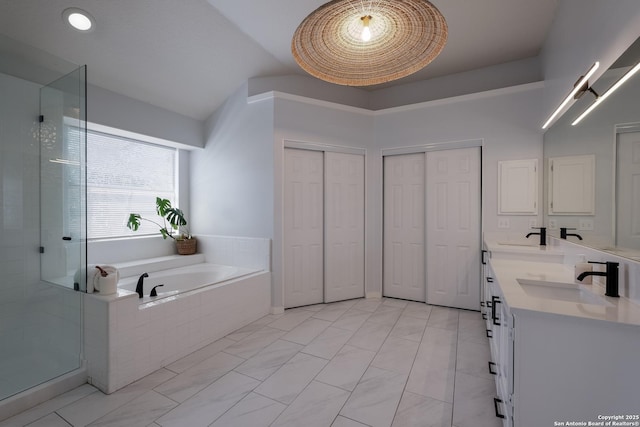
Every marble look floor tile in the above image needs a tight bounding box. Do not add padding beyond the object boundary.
[155,371,259,427]
[457,315,487,345]
[255,353,328,404]
[234,339,303,381]
[332,416,370,427]
[315,345,377,391]
[225,315,281,341]
[302,326,354,360]
[391,391,452,427]
[347,321,393,352]
[154,351,244,403]
[332,309,371,332]
[88,391,176,427]
[222,327,286,359]
[282,318,332,345]
[165,337,235,373]
[382,298,409,309]
[312,305,349,322]
[352,299,382,313]
[0,384,96,427]
[452,372,502,427]
[268,310,315,331]
[25,413,71,427]
[456,339,493,381]
[210,392,286,427]
[402,302,432,320]
[390,315,428,342]
[56,369,176,427]
[300,304,326,312]
[367,306,402,326]
[427,307,459,331]
[271,381,350,427]
[340,367,408,427]
[371,336,419,375]
[406,328,457,403]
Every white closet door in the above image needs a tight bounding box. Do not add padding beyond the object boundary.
[324,152,365,303]
[426,147,481,310]
[617,132,640,249]
[383,154,426,302]
[284,148,324,308]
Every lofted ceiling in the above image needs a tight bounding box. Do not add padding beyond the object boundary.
[0,0,557,120]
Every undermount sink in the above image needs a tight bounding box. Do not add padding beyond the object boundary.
[516,278,612,306]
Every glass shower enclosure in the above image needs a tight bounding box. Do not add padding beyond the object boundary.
[0,65,86,403]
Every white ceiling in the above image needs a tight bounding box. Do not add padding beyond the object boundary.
[0,0,557,120]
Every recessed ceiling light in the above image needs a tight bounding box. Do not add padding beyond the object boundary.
[63,8,95,32]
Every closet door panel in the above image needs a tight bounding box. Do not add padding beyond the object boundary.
[383,154,426,302]
[426,147,481,310]
[324,152,365,303]
[284,148,324,308]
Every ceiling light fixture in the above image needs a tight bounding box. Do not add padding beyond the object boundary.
[541,62,599,129]
[291,0,448,86]
[571,62,640,126]
[63,8,95,32]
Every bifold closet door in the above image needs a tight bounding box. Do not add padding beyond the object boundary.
[324,152,365,303]
[617,132,640,250]
[426,147,481,310]
[283,148,324,308]
[383,154,426,302]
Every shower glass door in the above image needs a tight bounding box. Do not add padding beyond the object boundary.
[40,66,87,290]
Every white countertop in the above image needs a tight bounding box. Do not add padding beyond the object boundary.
[484,239,564,257]
[489,258,640,327]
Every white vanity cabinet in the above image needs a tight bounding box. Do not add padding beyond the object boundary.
[483,265,514,426]
[485,259,640,426]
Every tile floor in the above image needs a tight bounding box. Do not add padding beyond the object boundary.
[0,298,502,427]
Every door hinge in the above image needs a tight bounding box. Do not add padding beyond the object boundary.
[39,115,44,123]
[39,246,45,254]
[508,327,515,341]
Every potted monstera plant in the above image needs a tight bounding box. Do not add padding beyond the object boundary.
[127,197,196,255]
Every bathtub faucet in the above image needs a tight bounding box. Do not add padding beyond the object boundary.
[136,273,148,298]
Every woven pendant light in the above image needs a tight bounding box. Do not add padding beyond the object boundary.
[291,0,448,86]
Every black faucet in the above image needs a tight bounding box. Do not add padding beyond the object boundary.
[135,273,148,298]
[576,261,619,297]
[560,227,583,240]
[150,284,164,297]
[526,227,546,246]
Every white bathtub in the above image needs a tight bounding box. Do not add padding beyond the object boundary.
[117,263,259,302]
[85,262,271,393]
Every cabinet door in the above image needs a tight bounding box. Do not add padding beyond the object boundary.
[548,155,595,215]
[498,159,538,215]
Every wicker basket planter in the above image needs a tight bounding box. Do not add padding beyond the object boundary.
[176,238,197,255]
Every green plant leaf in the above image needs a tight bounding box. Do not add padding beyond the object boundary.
[156,197,172,217]
[159,228,171,239]
[166,208,187,227]
[127,213,141,231]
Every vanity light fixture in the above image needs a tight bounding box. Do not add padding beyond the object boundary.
[572,62,640,126]
[541,62,599,129]
[63,8,95,32]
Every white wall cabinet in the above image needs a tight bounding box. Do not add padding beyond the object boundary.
[498,159,538,215]
[548,154,595,215]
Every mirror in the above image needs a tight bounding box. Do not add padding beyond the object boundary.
[544,37,640,261]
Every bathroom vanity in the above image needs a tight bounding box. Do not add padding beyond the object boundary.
[482,239,640,426]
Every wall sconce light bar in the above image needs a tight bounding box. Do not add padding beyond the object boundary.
[541,62,599,129]
[571,62,640,126]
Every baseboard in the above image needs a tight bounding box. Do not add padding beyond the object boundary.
[365,291,382,299]
[0,365,87,422]
[270,306,285,314]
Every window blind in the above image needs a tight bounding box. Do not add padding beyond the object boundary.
[81,129,177,239]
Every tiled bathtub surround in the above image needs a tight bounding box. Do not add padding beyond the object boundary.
[3,299,501,427]
[84,272,271,394]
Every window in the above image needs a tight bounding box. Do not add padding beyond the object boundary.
[82,129,177,239]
